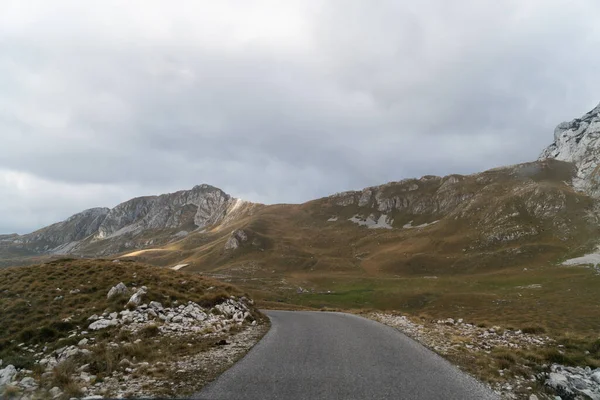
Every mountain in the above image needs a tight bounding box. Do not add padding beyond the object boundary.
[0,184,260,264]
[3,104,600,320]
[539,102,600,196]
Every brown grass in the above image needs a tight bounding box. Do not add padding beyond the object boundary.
[0,259,244,370]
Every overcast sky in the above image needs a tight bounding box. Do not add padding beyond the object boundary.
[2,0,600,234]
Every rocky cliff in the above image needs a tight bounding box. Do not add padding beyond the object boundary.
[96,184,233,239]
[539,102,600,196]
[0,184,256,260]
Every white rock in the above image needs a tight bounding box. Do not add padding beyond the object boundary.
[126,287,147,307]
[49,386,63,398]
[0,364,17,386]
[591,371,600,384]
[19,376,38,390]
[546,372,570,392]
[88,319,118,331]
[149,301,164,311]
[107,282,128,299]
[78,338,89,347]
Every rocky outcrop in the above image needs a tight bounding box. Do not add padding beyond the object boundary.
[225,230,248,250]
[544,364,600,399]
[106,282,128,299]
[96,185,233,239]
[1,285,261,399]
[125,286,147,307]
[539,102,600,196]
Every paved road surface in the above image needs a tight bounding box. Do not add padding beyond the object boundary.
[195,310,499,400]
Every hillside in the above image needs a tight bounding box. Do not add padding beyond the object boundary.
[0,184,261,266]
[0,259,267,398]
[2,104,600,329]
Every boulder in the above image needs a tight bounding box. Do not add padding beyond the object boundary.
[126,286,147,307]
[88,319,118,331]
[546,372,572,395]
[592,370,600,384]
[149,301,164,311]
[0,364,17,386]
[18,376,37,391]
[107,282,128,299]
[49,386,62,399]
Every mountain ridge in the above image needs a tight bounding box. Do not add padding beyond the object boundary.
[0,184,260,260]
[3,103,600,271]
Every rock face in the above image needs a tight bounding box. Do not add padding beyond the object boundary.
[96,185,233,239]
[539,102,600,196]
[0,184,256,258]
[23,207,110,251]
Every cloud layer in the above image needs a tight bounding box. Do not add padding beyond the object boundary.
[2,0,600,233]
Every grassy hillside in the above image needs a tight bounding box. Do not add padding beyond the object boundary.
[109,160,600,340]
[0,259,266,398]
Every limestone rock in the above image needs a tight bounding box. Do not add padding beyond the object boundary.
[49,387,62,399]
[126,287,147,307]
[88,319,118,331]
[0,364,17,386]
[539,102,600,196]
[107,283,128,299]
[19,376,37,391]
[225,230,248,250]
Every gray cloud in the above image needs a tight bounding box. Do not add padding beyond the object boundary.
[1,0,600,233]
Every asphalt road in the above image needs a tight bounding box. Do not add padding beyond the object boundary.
[195,310,499,400]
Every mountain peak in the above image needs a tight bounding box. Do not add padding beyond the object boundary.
[539,102,600,196]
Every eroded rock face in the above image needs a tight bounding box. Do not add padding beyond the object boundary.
[539,102,600,196]
[1,184,252,259]
[97,185,233,239]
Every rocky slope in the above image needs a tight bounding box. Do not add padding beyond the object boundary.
[0,260,268,399]
[540,102,600,197]
[0,185,259,261]
[3,103,600,279]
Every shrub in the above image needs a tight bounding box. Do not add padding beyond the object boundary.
[139,324,160,338]
[2,354,35,369]
[522,326,546,334]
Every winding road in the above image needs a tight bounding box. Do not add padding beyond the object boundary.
[195,310,499,400]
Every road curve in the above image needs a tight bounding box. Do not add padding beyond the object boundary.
[195,310,498,400]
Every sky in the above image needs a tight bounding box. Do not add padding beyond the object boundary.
[2,0,600,234]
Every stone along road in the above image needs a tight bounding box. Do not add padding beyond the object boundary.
[195,311,498,399]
